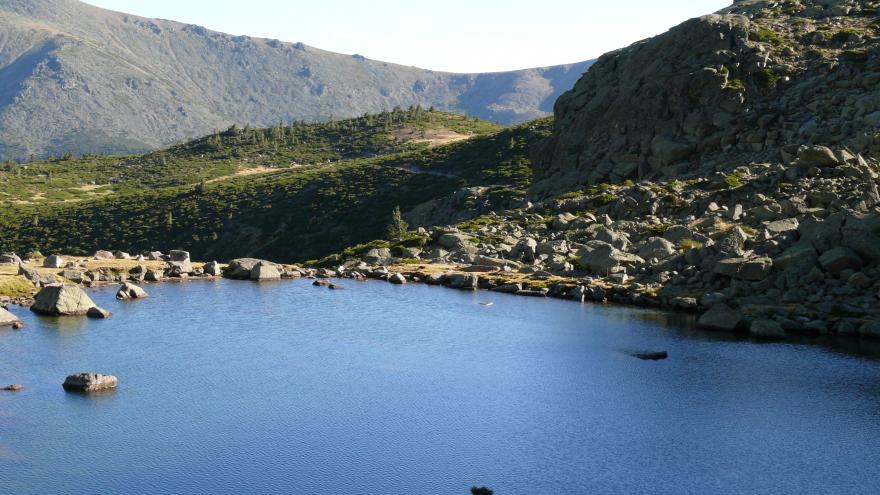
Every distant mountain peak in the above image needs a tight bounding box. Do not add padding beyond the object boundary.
[0,0,594,160]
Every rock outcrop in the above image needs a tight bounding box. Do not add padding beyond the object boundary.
[533,1,880,194]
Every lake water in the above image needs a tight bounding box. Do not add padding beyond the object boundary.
[2,279,880,494]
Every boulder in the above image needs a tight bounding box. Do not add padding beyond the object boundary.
[765,218,799,236]
[797,145,840,167]
[388,273,407,284]
[43,255,64,269]
[169,250,191,262]
[18,264,40,284]
[444,273,478,290]
[819,247,863,276]
[437,233,473,250]
[147,251,165,261]
[750,319,786,340]
[697,303,744,332]
[714,257,773,281]
[116,282,149,300]
[536,240,570,256]
[0,253,22,264]
[61,269,87,283]
[87,307,112,319]
[363,248,392,265]
[637,237,676,260]
[62,373,118,392]
[773,243,818,272]
[250,262,281,281]
[510,238,538,261]
[114,251,131,260]
[595,227,628,250]
[577,241,644,274]
[94,250,115,260]
[225,258,277,279]
[0,307,21,327]
[203,261,221,276]
[31,285,100,316]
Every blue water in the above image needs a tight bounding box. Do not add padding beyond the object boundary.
[2,279,880,494]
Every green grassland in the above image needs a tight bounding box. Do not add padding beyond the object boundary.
[0,110,549,262]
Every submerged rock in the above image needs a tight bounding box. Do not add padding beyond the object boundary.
[87,307,112,319]
[62,373,118,392]
[750,319,786,340]
[633,351,669,361]
[2,384,23,391]
[31,285,100,316]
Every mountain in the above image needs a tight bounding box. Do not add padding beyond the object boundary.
[0,0,593,160]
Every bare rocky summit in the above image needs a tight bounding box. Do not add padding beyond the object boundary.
[0,0,592,160]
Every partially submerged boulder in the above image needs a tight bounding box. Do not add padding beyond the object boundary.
[62,373,118,392]
[116,282,149,300]
[0,306,21,327]
[30,285,105,317]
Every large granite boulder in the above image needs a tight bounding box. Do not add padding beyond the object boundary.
[62,373,118,392]
[714,257,773,281]
[818,247,863,276]
[0,253,22,264]
[30,285,102,316]
[444,273,478,290]
[750,319,786,340]
[116,282,149,300]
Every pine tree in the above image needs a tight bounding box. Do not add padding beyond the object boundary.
[387,206,408,242]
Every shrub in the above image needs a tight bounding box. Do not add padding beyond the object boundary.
[680,238,704,250]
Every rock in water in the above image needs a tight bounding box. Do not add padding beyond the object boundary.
[2,384,23,391]
[0,306,21,327]
[31,285,99,316]
[388,273,407,284]
[634,351,669,361]
[750,319,786,340]
[116,282,149,300]
[87,307,112,319]
[62,373,118,392]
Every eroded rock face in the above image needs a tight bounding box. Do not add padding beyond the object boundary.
[62,373,118,392]
[31,285,100,316]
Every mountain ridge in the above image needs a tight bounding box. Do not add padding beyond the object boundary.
[0,0,593,160]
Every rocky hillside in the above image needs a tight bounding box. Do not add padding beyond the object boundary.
[0,0,592,160]
[533,0,880,195]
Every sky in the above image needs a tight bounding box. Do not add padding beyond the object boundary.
[82,0,731,73]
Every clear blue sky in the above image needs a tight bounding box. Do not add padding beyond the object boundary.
[82,0,731,73]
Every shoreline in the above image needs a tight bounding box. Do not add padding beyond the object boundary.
[4,252,880,347]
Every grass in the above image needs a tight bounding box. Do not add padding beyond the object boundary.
[723,171,744,189]
[0,275,36,298]
[751,29,785,47]
[680,239,704,250]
